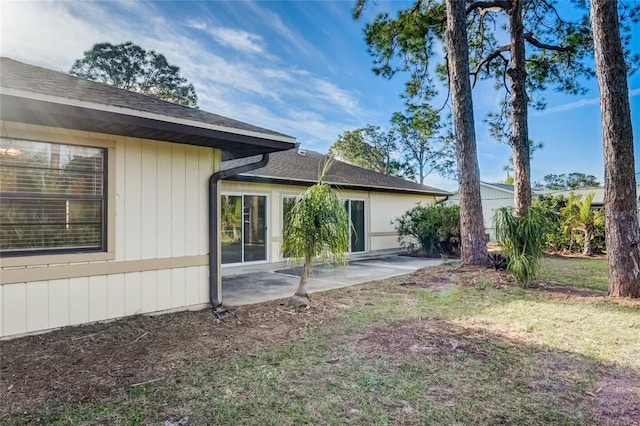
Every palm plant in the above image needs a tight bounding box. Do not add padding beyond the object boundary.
[561,193,603,256]
[494,206,549,287]
[281,159,349,304]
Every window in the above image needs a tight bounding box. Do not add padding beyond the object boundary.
[0,138,107,256]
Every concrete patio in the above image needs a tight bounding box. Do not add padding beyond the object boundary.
[221,254,444,306]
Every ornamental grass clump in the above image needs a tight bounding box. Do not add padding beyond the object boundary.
[494,206,549,287]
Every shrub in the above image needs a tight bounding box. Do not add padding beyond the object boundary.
[394,204,460,256]
[494,206,550,287]
[534,194,606,254]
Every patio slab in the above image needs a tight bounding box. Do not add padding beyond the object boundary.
[221,255,443,306]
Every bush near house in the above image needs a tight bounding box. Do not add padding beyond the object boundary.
[534,194,605,255]
[394,204,460,256]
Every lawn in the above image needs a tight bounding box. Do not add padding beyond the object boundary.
[1,256,639,425]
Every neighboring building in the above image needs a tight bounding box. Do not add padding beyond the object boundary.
[220,149,451,265]
[0,58,297,338]
[450,183,640,241]
[536,186,605,207]
[448,182,514,241]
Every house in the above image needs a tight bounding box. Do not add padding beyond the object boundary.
[0,58,297,338]
[219,149,452,265]
[448,182,514,241]
[450,182,640,241]
[0,58,450,339]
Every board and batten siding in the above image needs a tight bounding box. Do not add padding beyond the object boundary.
[0,123,218,338]
[221,180,436,262]
[480,186,514,241]
[368,192,436,252]
[447,183,514,241]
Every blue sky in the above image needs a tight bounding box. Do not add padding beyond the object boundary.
[2,0,639,191]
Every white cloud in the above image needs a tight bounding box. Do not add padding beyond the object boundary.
[1,0,377,154]
[207,27,265,54]
[535,87,640,116]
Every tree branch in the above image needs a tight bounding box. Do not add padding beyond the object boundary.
[471,44,510,87]
[524,33,572,52]
[466,1,511,15]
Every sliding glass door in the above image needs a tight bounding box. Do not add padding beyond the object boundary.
[344,199,366,253]
[221,194,267,264]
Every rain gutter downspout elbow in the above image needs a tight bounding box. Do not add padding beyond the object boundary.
[435,195,450,205]
[209,153,270,308]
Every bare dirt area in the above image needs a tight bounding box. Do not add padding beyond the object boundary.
[593,368,640,426]
[400,263,513,291]
[0,294,350,418]
[537,282,608,299]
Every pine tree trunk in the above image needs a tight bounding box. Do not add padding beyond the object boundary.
[507,0,532,217]
[590,0,640,297]
[445,0,487,265]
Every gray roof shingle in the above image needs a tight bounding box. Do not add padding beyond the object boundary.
[0,57,292,140]
[224,149,451,196]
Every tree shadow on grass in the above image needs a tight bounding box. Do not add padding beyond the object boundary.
[356,318,639,425]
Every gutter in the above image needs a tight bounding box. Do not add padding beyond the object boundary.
[208,153,270,308]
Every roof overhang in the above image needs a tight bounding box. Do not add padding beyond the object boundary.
[225,174,452,197]
[0,89,297,160]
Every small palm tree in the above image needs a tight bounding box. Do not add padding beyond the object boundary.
[561,193,603,256]
[282,159,349,305]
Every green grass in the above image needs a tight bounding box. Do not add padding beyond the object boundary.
[4,256,638,425]
[539,256,609,291]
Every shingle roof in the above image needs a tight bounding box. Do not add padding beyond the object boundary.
[0,58,296,159]
[482,182,514,192]
[224,149,451,196]
[0,57,291,139]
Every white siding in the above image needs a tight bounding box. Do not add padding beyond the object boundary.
[481,186,514,240]
[221,181,437,262]
[448,183,514,241]
[69,277,89,326]
[0,125,216,338]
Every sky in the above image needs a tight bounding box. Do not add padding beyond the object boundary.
[1,0,639,191]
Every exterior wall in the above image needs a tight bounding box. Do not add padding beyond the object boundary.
[448,184,514,241]
[0,122,218,338]
[221,180,436,263]
[478,186,514,241]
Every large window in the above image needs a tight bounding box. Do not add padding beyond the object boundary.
[0,138,107,256]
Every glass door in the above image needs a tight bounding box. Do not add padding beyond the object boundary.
[243,195,267,262]
[221,194,267,264]
[350,200,365,252]
[344,199,366,253]
[221,195,242,264]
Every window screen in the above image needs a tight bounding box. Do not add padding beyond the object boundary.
[0,138,106,256]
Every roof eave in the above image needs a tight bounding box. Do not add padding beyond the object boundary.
[225,174,452,197]
[0,90,297,160]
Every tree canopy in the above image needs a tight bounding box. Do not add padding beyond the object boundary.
[357,0,638,215]
[534,173,600,190]
[70,41,198,107]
